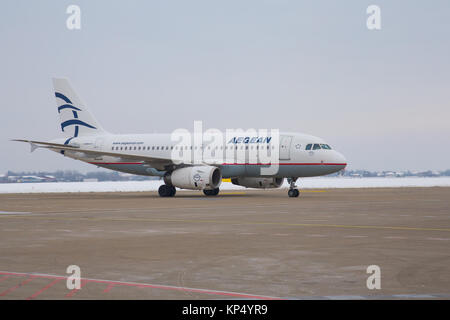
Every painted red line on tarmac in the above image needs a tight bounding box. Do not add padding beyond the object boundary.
[0,271,281,300]
[73,279,281,300]
[27,278,63,300]
[103,283,115,293]
[0,275,10,283]
[65,280,88,298]
[0,277,34,297]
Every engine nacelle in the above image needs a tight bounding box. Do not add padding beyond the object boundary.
[164,166,222,190]
[231,177,284,189]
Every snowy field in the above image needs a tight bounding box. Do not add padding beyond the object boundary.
[0,177,449,194]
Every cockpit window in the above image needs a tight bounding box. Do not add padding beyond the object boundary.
[306,143,332,150]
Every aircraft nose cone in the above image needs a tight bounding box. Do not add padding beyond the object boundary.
[334,151,347,168]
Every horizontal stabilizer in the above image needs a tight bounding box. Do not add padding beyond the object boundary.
[12,139,80,150]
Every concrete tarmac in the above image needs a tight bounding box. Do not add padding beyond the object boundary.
[0,187,449,299]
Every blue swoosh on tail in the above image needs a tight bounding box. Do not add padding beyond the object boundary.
[61,119,97,131]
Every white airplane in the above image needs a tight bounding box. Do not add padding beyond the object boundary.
[15,78,347,197]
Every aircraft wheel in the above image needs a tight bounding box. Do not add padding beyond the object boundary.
[288,189,299,198]
[203,188,219,196]
[159,184,175,197]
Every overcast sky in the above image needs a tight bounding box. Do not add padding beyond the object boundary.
[1,0,449,173]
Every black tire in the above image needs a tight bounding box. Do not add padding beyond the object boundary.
[203,188,219,196]
[288,189,299,198]
[158,185,175,197]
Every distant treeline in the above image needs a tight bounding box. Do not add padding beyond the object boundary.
[1,169,449,183]
[1,170,160,183]
[330,169,450,178]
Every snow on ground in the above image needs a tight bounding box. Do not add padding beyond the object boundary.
[0,177,449,194]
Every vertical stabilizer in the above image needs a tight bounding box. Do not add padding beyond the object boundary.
[52,78,107,138]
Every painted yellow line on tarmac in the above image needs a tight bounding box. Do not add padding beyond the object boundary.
[105,218,450,232]
[1,215,449,232]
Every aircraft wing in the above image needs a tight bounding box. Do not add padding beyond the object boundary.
[12,139,178,171]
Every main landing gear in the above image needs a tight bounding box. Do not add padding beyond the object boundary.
[158,185,220,197]
[158,184,176,197]
[287,178,300,198]
[203,188,220,196]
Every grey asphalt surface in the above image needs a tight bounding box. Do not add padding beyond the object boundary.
[0,187,449,299]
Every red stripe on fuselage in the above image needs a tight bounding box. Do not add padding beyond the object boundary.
[88,162,142,165]
[221,163,347,166]
[88,162,346,166]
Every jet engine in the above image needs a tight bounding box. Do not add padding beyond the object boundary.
[164,166,222,190]
[231,177,284,189]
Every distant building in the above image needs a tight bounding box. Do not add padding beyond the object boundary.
[20,176,46,183]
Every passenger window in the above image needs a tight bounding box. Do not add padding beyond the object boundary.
[313,144,321,150]
[306,144,312,150]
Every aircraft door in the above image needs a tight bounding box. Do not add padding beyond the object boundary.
[94,137,105,150]
[279,135,292,160]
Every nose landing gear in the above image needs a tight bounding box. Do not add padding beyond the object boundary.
[287,178,300,198]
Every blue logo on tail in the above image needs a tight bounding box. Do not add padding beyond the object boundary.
[55,92,97,152]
